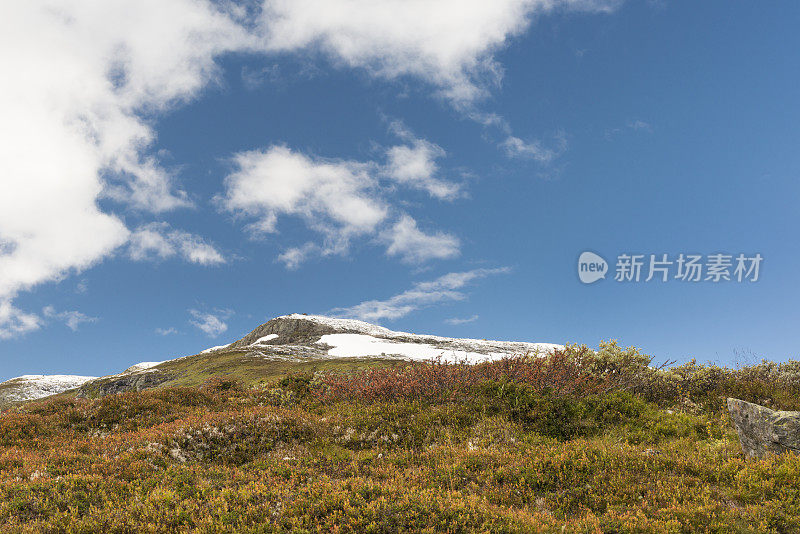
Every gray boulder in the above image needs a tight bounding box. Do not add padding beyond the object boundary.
[727,398,800,458]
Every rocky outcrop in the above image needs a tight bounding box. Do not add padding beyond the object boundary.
[77,371,172,398]
[727,398,800,458]
[230,315,342,347]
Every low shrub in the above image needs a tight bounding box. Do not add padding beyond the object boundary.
[3,344,800,532]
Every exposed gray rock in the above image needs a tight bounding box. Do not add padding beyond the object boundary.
[727,398,800,458]
[231,315,342,347]
[77,371,172,398]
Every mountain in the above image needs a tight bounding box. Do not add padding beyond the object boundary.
[0,314,561,406]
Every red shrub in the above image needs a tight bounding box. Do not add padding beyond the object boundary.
[317,347,628,402]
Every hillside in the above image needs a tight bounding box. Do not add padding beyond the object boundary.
[2,342,800,532]
[0,314,562,406]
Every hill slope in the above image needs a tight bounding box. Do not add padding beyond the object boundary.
[4,346,800,532]
[1,314,561,404]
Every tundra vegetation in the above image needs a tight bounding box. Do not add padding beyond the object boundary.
[2,342,800,533]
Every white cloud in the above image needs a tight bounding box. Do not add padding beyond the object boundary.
[383,120,460,198]
[0,300,42,340]
[155,327,178,336]
[604,119,653,140]
[445,314,479,325]
[128,223,225,265]
[0,1,251,337]
[223,146,388,244]
[330,267,509,322]
[43,305,98,332]
[189,309,230,337]
[223,144,460,268]
[501,133,567,162]
[627,119,652,132]
[385,141,460,199]
[0,1,620,339]
[261,0,619,106]
[381,215,460,264]
[277,242,321,270]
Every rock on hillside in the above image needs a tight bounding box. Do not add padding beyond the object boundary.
[727,398,800,458]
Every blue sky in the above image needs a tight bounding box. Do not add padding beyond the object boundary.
[2,1,799,380]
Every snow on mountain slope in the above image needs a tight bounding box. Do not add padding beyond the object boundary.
[200,344,231,354]
[122,362,164,373]
[317,333,559,363]
[212,314,563,362]
[0,374,97,402]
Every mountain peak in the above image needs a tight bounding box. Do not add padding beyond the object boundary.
[216,313,561,363]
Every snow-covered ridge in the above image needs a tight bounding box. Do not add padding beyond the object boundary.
[197,314,563,361]
[0,375,97,402]
[279,314,559,353]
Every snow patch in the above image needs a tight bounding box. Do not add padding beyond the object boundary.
[252,334,279,345]
[317,334,558,364]
[200,343,231,354]
[123,362,163,373]
[0,375,97,401]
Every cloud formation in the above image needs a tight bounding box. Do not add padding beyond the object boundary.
[189,309,231,338]
[381,215,460,264]
[223,144,460,268]
[0,1,619,339]
[330,267,509,322]
[445,314,480,325]
[501,133,567,162]
[0,301,41,340]
[384,122,459,199]
[155,327,179,336]
[43,306,98,332]
[262,0,618,106]
[128,223,225,265]
[0,1,250,337]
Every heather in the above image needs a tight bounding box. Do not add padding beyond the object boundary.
[2,343,800,533]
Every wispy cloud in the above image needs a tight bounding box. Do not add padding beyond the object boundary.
[501,133,568,163]
[330,268,509,322]
[604,118,653,140]
[445,314,479,325]
[627,119,653,132]
[0,300,41,339]
[155,327,179,336]
[128,223,225,265]
[189,309,231,338]
[43,306,98,332]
